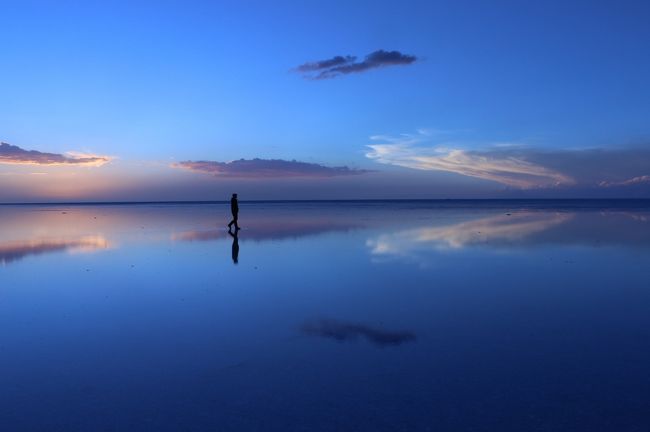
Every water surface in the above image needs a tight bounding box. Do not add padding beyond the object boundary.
[1,201,649,431]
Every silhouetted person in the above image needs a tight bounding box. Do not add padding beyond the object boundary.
[229,231,239,264]
[227,193,240,232]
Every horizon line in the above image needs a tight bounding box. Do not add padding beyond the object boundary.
[2,198,650,206]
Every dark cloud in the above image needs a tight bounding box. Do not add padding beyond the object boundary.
[0,142,111,166]
[295,55,356,72]
[295,50,417,79]
[301,319,416,347]
[173,158,370,178]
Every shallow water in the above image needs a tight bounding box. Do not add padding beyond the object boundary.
[1,201,650,431]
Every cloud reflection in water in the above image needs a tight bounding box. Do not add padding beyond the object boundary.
[0,236,111,265]
[172,219,360,243]
[302,319,416,347]
[368,212,573,259]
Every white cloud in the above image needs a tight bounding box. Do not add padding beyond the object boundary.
[600,175,650,187]
[366,134,574,189]
[365,130,650,193]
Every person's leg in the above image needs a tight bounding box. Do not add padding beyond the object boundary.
[234,213,239,230]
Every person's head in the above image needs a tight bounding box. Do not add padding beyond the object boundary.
[232,193,237,198]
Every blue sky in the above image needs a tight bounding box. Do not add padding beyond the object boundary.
[1,0,650,201]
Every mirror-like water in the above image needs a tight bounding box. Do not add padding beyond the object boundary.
[1,201,649,431]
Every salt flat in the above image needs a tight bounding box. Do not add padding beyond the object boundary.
[1,200,649,431]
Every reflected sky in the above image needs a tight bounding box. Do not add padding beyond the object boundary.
[0,236,110,265]
[302,319,416,347]
[367,208,650,261]
[171,213,360,242]
[2,202,650,266]
[368,211,573,256]
[1,201,650,431]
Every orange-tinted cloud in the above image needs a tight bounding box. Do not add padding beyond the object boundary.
[0,142,112,167]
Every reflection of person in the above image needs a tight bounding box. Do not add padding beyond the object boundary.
[229,231,239,264]
[227,193,240,232]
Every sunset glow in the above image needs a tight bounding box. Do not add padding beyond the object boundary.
[2,2,649,201]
